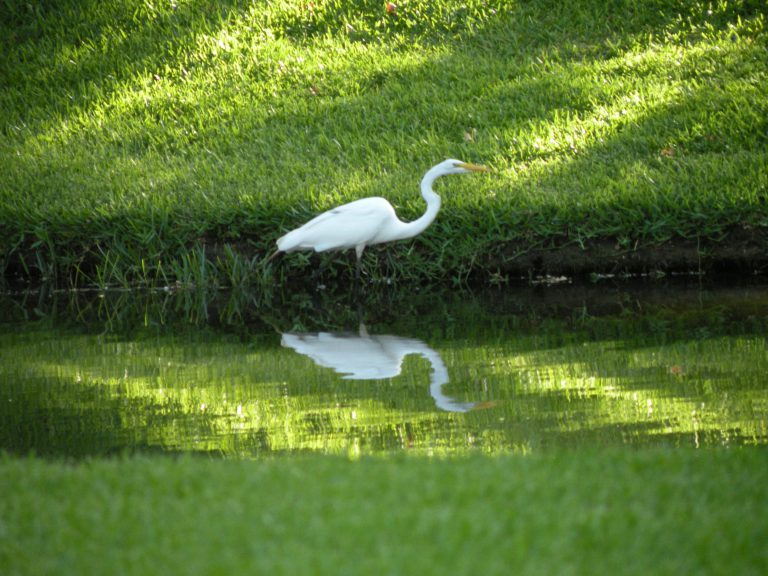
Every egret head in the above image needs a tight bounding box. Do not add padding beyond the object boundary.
[438,158,491,175]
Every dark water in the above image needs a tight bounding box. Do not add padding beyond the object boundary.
[1,281,766,458]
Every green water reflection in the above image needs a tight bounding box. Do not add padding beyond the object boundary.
[1,283,766,457]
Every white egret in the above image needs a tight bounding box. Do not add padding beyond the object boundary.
[272,159,490,277]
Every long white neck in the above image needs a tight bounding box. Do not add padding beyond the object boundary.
[391,165,443,241]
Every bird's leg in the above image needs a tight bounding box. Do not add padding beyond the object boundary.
[354,246,365,284]
[356,302,366,330]
[355,255,361,282]
[314,253,333,290]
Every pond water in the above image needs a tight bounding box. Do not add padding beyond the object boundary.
[1,281,766,458]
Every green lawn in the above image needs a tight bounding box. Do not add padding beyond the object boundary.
[1,450,766,575]
[1,0,767,287]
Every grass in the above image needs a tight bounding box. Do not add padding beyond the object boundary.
[1,449,766,575]
[1,0,767,287]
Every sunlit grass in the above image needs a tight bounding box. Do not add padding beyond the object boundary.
[1,0,766,286]
[1,450,767,575]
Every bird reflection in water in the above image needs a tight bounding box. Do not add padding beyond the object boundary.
[281,325,485,412]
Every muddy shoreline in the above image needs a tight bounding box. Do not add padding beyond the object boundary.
[490,226,768,279]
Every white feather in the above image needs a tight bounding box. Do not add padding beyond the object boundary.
[274,159,489,266]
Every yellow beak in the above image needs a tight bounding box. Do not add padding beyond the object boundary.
[459,162,491,172]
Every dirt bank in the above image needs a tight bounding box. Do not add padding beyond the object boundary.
[489,226,768,280]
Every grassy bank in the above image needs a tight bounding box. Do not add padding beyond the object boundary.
[1,450,766,575]
[1,0,767,288]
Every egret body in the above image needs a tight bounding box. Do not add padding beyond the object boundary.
[274,159,489,275]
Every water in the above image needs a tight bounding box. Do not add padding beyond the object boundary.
[1,281,766,458]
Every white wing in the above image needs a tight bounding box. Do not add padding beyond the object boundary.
[276,197,398,253]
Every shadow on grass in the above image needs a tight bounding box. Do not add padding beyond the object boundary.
[4,0,751,153]
[2,0,766,285]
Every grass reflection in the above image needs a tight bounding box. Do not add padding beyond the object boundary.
[0,283,766,457]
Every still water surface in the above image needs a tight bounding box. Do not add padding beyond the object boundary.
[1,282,766,458]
